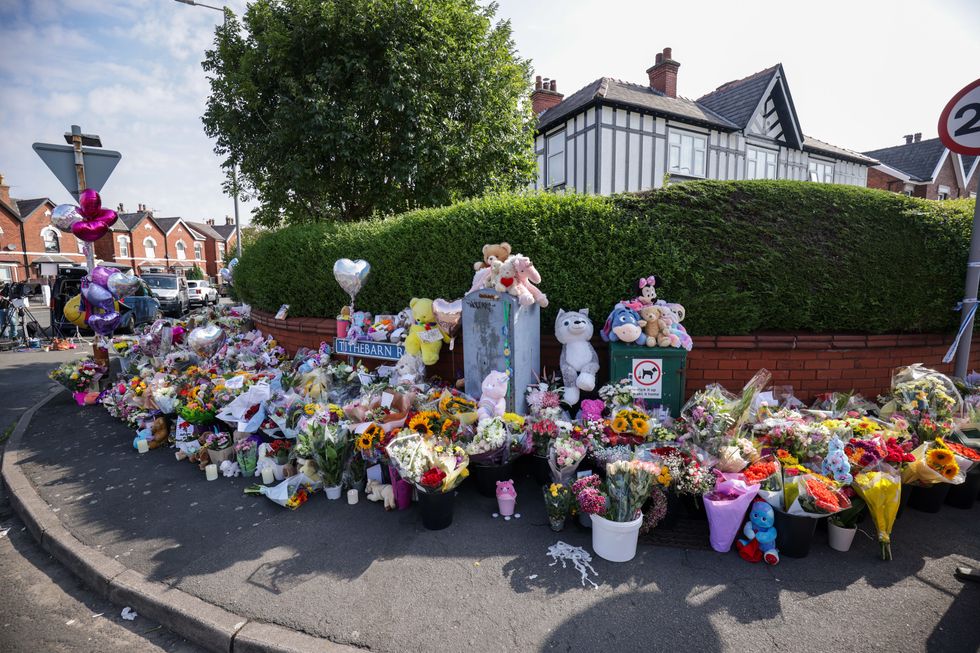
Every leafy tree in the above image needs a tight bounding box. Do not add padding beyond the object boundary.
[202,0,536,227]
[186,265,205,280]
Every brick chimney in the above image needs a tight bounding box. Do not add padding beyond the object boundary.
[531,75,564,115]
[0,173,9,207]
[206,218,215,226]
[647,47,680,98]
[225,215,233,225]
[904,134,914,144]
[117,202,125,212]
[914,132,922,143]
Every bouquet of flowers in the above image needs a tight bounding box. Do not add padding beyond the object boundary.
[598,379,637,410]
[464,417,511,464]
[548,425,587,483]
[235,437,259,476]
[266,439,292,465]
[527,417,559,456]
[302,409,350,489]
[795,475,852,515]
[542,483,573,529]
[353,422,388,464]
[386,430,469,493]
[656,447,716,496]
[591,445,633,472]
[853,462,902,560]
[572,474,607,518]
[606,407,651,446]
[902,438,967,486]
[680,384,738,443]
[882,364,961,441]
[605,459,659,522]
[49,358,106,393]
[703,472,761,552]
[752,410,831,462]
[245,473,319,510]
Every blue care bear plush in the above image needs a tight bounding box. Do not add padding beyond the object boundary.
[600,302,647,345]
[736,498,780,565]
[822,435,853,485]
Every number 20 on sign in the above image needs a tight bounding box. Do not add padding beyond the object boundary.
[939,78,980,156]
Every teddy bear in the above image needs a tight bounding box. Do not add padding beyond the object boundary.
[477,369,510,420]
[148,415,171,449]
[600,303,647,345]
[347,310,373,340]
[366,479,396,510]
[389,308,413,344]
[495,479,518,520]
[507,254,549,307]
[403,298,449,365]
[635,275,658,305]
[393,353,425,386]
[469,242,512,294]
[637,304,677,348]
[659,303,693,351]
[556,309,599,406]
[821,435,853,485]
[736,498,780,565]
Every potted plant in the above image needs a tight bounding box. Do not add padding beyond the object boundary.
[234,437,259,477]
[542,483,572,532]
[572,461,659,563]
[827,491,865,552]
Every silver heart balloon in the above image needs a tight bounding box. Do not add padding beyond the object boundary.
[187,324,226,359]
[50,204,81,232]
[333,259,371,298]
[107,272,140,299]
[82,283,113,305]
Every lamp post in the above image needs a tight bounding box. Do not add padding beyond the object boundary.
[174,0,242,259]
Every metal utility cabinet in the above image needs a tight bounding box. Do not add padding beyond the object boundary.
[607,342,687,417]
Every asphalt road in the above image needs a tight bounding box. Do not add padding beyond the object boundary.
[9,376,980,653]
[0,348,201,653]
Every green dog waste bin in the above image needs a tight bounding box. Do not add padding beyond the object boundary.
[607,342,687,417]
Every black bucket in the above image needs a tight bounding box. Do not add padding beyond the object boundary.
[531,455,551,487]
[945,468,980,510]
[773,509,819,558]
[419,490,455,530]
[908,483,951,513]
[895,483,912,520]
[472,461,515,498]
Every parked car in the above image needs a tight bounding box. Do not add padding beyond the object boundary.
[142,273,189,317]
[51,267,161,335]
[187,279,218,307]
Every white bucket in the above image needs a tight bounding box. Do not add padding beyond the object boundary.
[591,513,643,562]
[827,522,856,552]
[325,485,343,500]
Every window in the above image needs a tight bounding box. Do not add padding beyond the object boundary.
[938,185,950,200]
[118,236,130,257]
[546,130,566,188]
[0,266,11,282]
[808,160,834,183]
[144,237,157,259]
[76,238,86,254]
[746,146,778,179]
[668,129,707,177]
[41,228,59,253]
[194,243,203,260]
[176,240,187,260]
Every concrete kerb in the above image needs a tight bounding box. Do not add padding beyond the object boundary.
[1,388,362,653]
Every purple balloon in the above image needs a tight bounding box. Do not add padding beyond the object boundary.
[93,207,117,227]
[82,283,113,305]
[88,311,121,336]
[79,189,101,216]
[90,266,114,287]
[72,219,110,242]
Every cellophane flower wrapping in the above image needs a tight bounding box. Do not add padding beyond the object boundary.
[216,381,271,432]
[853,462,901,560]
[386,430,469,493]
[703,473,760,552]
[548,426,586,484]
[303,412,349,487]
[902,438,966,486]
[786,475,851,517]
[883,364,961,441]
[246,473,321,509]
[464,417,510,464]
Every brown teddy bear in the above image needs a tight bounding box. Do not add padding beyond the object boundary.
[469,242,512,293]
[147,416,171,450]
[638,305,673,347]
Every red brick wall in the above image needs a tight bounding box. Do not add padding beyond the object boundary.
[251,310,980,401]
[0,206,27,280]
[866,167,905,193]
[22,202,86,274]
[129,218,167,269]
[926,155,968,200]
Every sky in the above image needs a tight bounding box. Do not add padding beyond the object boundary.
[1,0,978,224]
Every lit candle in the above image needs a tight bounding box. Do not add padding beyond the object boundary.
[261,467,275,485]
[205,464,218,481]
[347,489,359,505]
[136,439,149,454]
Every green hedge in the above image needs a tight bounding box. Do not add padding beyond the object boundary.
[234,181,975,335]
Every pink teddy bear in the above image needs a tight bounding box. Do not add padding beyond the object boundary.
[495,479,518,520]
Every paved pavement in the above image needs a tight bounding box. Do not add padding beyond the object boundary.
[0,347,202,652]
[7,375,980,653]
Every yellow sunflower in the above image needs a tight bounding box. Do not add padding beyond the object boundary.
[408,412,438,437]
[941,465,958,480]
[356,434,372,451]
[927,449,954,467]
[502,412,525,429]
[611,416,629,433]
[631,417,650,435]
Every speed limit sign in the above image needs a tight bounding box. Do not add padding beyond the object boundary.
[939,78,980,155]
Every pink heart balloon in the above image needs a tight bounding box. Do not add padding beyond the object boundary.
[72,220,111,242]
[79,189,101,216]
[93,207,117,227]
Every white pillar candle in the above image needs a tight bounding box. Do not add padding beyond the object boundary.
[205,464,218,481]
[347,489,359,505]
[261,466,275,485]
[136,439,149,454]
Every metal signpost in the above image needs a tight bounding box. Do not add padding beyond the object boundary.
[938,79,980,377]
[33,125,122,363]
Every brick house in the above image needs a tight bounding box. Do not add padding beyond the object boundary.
[863,134,978,199]
[530,48,875,194]
[185,220,228,279]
